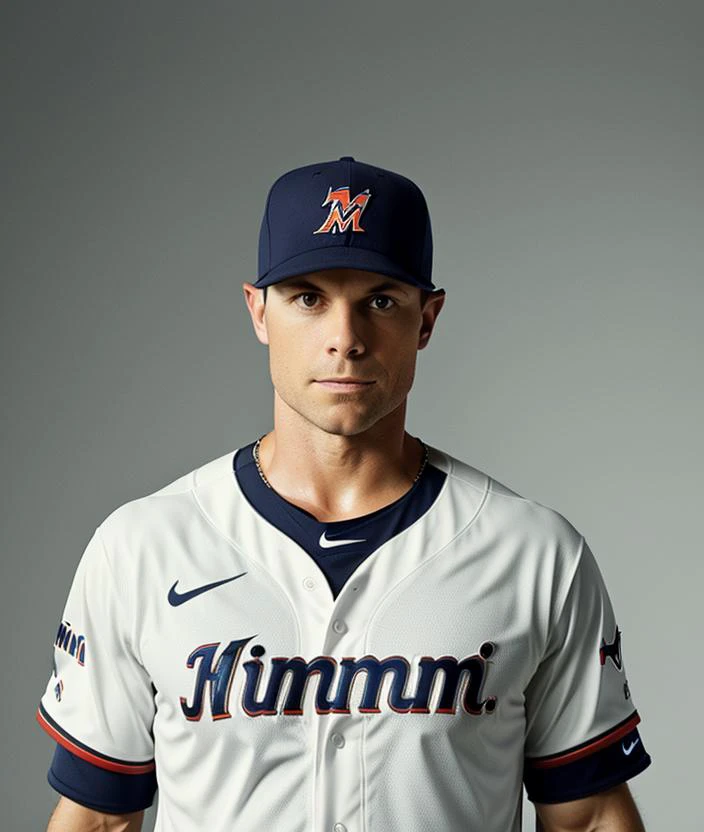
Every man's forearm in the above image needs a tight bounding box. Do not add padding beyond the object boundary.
[536,783,646,832]
[47,796,144,832]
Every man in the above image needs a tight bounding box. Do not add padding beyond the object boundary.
[37,156,651,831]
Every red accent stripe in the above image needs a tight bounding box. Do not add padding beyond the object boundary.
[35,708,155,775]
[529,713,641,769]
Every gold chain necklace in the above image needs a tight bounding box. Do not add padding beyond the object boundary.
[252,436,429,490]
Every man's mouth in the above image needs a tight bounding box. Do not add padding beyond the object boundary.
[316,378,375,392]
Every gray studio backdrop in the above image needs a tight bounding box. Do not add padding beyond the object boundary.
[3,2,702,830]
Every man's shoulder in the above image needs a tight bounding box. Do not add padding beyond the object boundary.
[97,446,239,543]
[430,443,583,549]
[149,447,237,497]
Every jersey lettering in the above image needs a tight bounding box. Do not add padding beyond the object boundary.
[180,637,498,721]
[54,620,86,666]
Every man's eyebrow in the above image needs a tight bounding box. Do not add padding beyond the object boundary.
[368,281,410,297]
[276,279,410,297]
[275,279,323,293]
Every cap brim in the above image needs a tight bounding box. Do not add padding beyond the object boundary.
[254,246,435,290]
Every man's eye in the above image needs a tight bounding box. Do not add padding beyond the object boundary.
[370,295,395,310]
[292,293,395,310]
[295,293,319,308]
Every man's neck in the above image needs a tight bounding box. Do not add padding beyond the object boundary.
[255,413,425,523]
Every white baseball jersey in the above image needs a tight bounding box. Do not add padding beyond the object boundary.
[37,442,650,831]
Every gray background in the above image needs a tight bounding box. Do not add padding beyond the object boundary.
[2,2,701,829]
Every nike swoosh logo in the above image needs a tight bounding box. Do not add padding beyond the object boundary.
[622,738,640,756]
[168,573,247,607]
[318,531,366,549]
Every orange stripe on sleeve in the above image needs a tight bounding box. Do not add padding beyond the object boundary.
[36,707,155,775]
[528,712,641,770]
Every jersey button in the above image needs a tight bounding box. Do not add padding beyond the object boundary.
[332,619,347,634]
[333,824,347,832]
[330,732,345,749]
[302,577,315,590]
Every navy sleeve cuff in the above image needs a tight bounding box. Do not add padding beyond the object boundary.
[48,743,157,814]
[524,725,651,804]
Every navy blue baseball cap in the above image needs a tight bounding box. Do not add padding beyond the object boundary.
[255,156,437,291]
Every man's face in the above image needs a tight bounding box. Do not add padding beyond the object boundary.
[243,268,444,438]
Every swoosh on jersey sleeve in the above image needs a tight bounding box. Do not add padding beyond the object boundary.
[523,537,652,803]
[35,527,156,777]
[523,721,651,804]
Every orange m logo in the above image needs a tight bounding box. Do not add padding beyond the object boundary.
[313,186,371,234]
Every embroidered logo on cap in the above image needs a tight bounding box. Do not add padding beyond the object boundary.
[314,186,371,235]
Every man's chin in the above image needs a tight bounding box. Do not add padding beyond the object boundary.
[305,411,383,438]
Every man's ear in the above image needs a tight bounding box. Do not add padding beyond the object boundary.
[242,282,269,345]
[418,289,446,350]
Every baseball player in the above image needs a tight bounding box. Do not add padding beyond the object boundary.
[37,157,651,831]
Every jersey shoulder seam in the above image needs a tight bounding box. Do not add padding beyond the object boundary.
[433,445,533,502]
[153,448,237,497]
[97,450,238,527]
[432,447,488,495]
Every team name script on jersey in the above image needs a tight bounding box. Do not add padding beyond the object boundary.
[55,620,86,666]
[179,636,498,720]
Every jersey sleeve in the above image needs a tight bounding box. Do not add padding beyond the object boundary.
[523,536,652,804]
[36,526,158,806]
[48,743,157,814]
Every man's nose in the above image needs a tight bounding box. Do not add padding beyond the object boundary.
[324,303,367,357]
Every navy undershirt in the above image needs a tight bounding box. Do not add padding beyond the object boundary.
[233,438,447,598]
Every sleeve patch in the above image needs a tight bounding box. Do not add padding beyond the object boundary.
[54,619,87,666]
